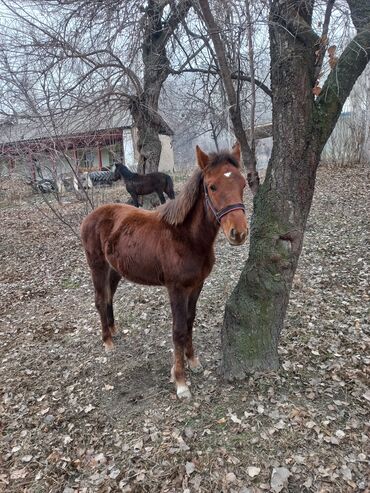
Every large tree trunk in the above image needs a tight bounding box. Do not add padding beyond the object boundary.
[131,0,169,175]
[130,96,164,175]
[131,0,191,174]
[136,125,162,175]
[221,0,370,379]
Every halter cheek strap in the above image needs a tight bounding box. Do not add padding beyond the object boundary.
[204,183,246,224]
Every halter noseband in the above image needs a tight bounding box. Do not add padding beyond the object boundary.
[204,182,246,224]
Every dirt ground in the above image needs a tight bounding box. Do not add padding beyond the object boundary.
[0,165,369,493]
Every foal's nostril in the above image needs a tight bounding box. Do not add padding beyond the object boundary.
[230,228,237,240]
[240,231,246,241]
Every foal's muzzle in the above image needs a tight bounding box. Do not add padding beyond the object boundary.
[221,211,248,246]
[228,227,248,245]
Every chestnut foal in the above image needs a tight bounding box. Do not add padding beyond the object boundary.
[80,144,248,399]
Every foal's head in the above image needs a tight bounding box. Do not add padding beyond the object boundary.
[197,143,248,246]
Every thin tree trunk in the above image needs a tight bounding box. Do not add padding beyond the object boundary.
[221,0,370,379]
[210,120,220,151]
[313,0,335,83]
[198,0,260,195]
[245,0,256,159]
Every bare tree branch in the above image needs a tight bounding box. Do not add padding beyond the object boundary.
[170,66,272,98]
[314,0,336,83]
[197,0,259,194]
[314,7,370,147]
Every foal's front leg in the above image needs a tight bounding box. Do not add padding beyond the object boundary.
[185,283,203,371]
[168,287,191,399]
[106,268,122,336]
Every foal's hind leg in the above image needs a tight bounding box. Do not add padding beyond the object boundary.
[168,286,192,399]
[90,263,114,350]
[185,284,203,371]
[107,268,122,335]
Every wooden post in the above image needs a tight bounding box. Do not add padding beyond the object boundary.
[31,157,36,181]
[98,147,103,170]
[73,148,79,190]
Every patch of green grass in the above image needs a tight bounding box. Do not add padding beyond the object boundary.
[116,311,136,327]
[61,277,81,289]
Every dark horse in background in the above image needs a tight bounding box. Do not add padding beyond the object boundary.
[113,162,175,207]
[81,144,248,399]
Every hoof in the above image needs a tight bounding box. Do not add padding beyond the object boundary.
[176,385,192,400]
[188,357,202,373]
[104,338,114,352]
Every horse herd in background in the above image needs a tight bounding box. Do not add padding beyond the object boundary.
[30,162,175,206]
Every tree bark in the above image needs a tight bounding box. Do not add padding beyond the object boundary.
[130,96,164,175]
[221,0,370,379]
[132,0,169,174]
[132,0,191,174]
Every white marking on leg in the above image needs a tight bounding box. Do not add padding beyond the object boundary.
[176,384,192,399]
[188,356,202,371]
[104,338,114,352]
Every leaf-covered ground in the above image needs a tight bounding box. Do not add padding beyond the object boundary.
[0,165,369,493]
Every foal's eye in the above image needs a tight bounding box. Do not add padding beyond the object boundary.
[209,184,217,192]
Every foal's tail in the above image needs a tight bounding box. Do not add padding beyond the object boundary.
[165,175,175,199]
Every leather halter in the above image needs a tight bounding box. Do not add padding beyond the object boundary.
[204,182,246,224]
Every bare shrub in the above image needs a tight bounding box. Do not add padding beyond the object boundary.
[321,112,367,167]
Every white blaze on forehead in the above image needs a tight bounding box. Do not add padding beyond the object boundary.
[224,172,232,178]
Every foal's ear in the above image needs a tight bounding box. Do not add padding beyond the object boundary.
[196,145,209,169]
[232,142,241,164]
